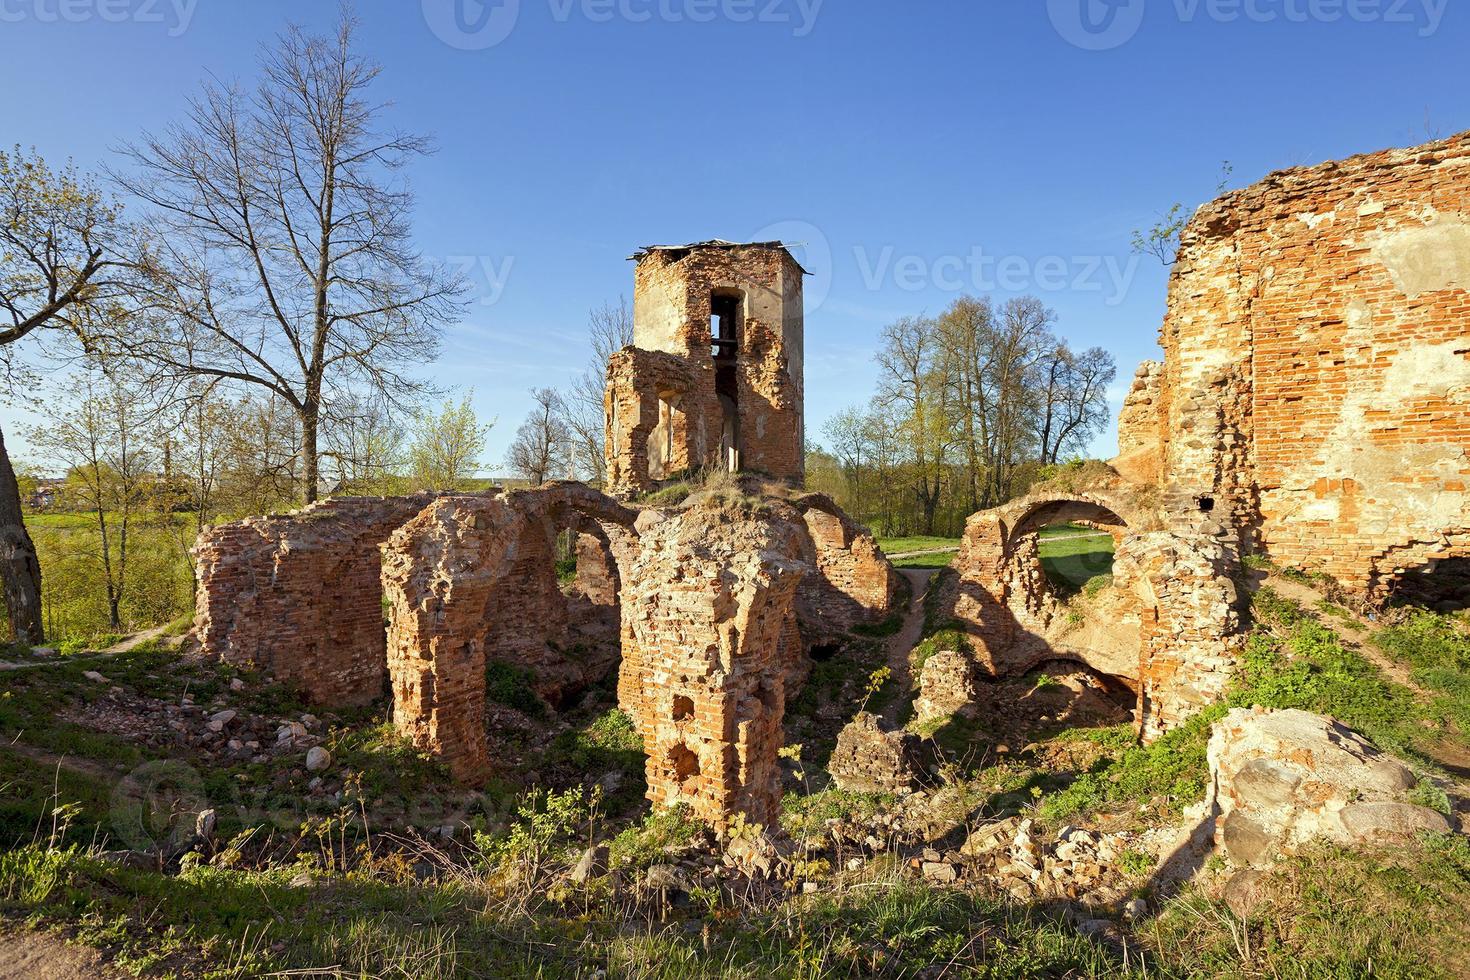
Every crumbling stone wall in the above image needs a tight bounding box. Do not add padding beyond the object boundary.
[617,500,809,828]
[192,495,436,706]
[1114,531,1244,740]
[791,493,901,644]
[604,348,694,489]
[1114,360,1164,487]
[382,496,519,782]
[1147,132,1470,597]
[606,242,806,493]
[942,474,1245,738]
[945,481,1146,680]
[382,485,639,782]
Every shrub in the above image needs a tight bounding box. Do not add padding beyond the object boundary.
[484,660,545,718]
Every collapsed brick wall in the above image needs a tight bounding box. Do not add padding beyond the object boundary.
[192,495,436,706]
[606,243,805,493]
[791,494,901,644]
[945,484,1145,680]
[616,501,809,828]
[1114,360,1164,487]
[604,348,695,491]
[1149,132,1470,596]
[382,496,519,782]
[1114,531,1244,741]
[941,477,1250,736]
[382,486,639,782]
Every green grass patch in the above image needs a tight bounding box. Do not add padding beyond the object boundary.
[484,660,546,718]
[1038,532,1115,594]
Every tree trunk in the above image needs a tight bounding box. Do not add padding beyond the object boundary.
[0,424,44,643]
[301,404,320,504]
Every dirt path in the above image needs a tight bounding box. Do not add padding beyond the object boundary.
[1266,574,1425,692]
[882,568,936,726]
[0,929,125,979]
[100,625,173,655]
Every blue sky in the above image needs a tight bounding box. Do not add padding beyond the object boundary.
[2,0,1466,473]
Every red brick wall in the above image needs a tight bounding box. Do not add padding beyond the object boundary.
[192,495,436,706]
[1159,133,1470,595]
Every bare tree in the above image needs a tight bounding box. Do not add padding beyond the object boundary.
[1035,343,1116,464]
[322,390,408,494]
[0,148,128,642]
[507,387,570,486]
[111,12,463,505]
[562,298,632,483]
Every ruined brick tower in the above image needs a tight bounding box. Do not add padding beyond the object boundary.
[605,241,807,494]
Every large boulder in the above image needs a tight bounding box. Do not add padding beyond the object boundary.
[828,712,925,793]
[1207,707,1452,866]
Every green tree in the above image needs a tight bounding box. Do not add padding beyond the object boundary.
[28,372,160,631]
[409,394,491,490]
[0,147,128,642]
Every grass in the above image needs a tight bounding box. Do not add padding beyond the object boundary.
[1038,531,1115,594]
[1037,582,1470,825]
[877,536,960,570]
[0,844,1155,979]
[1153,834,1470,979]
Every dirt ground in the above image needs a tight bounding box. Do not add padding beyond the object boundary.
[0,928,125,979]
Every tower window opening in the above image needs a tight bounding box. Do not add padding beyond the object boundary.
[711,291,740,361]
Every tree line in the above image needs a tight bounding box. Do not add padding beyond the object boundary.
[808,295,1115,539]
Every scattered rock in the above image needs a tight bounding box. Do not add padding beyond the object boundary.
[99,849,156,870]
[83,670,109,683]
[571,844,610,883]
[229,678,245,691]
[276,722,307,744]
[921,860,957,883]
[207,709,237,732]
[305,746,331,771]
[195,809,217,841]
[1221,868,1269,919]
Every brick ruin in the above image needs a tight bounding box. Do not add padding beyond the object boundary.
[380,485,640,781]
[193,480,895,814]
[1120,131,1470,601]
[942,131,1470,740]
[617,499,808,827]
[605,241,806,494]
[188,238,902,826]
[192,494,438,707]
[189,132,1470,821]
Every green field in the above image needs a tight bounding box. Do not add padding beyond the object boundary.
[1038,530,1115,592]
[877,525,1113,580]
[876,536,961,569]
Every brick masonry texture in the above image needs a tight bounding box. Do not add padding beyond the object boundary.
[616,499,809,828]
[192,495,438,707]
[941,132,1470,741]
[194,478,896,818]
[605,243,806,494]
[941,471,1244,740]
[1137,132,1470,597]
[380,485,639,782]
